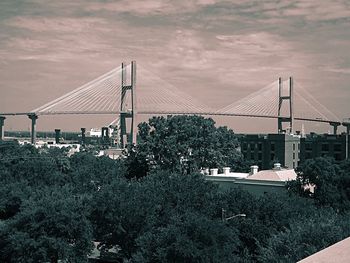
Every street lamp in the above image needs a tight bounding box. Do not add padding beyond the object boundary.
[221,208,246,222]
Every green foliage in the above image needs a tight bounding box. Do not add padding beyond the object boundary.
[125,115,243,178]
[2,141,350,262]
[132,212,240,263]
[0,186,93,263]
[91,172,223,259]
[289,157,350,211]
[258,210,350,263]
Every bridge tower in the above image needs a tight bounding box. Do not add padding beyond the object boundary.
[120,61,137,148]
[278,77,294,134]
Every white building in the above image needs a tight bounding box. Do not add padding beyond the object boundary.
[204,163,297,195]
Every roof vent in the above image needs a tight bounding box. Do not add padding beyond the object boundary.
[250,165,258,175]
[223,167,230,175]
[273,163,282,170]
[210,168,218,176]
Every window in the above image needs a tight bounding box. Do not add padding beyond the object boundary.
[258,143,263,151]
[321,143,329,152]
[306,143,312,151]
[334,143,342,152]
[271,143,275,151]
[335,153,342,161]
[293,144,295,151]
[270,153,275,160]
[250,153,255,160]
[258,153,262,160]
[293,152,295,159]
[250,143,256,150]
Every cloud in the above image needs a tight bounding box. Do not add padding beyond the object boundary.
[6,16,110,33]
[215,33,290,55]
[322,67,350,74]
[283,0,350,21]
[0,0,350,131]
[85,0,218,16]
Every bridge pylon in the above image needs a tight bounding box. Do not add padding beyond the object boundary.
[278,77,294,134]
[120,61,137,148]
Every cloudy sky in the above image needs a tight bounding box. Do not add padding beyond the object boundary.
[1,0,350,133]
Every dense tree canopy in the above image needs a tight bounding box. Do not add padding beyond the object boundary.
[1,187,93,263]
[288,157,350,212]
[124,115,245,178]
[1,120,350,262]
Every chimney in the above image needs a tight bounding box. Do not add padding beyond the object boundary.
[210,168,218,176]
[250,165,258,175]
[54,129,61,144]
[223,167,230,175]
[273,163,282,170]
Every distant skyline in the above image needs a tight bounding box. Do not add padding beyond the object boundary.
[1,0,350,133]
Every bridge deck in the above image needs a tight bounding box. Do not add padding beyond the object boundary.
[0,111,340,125]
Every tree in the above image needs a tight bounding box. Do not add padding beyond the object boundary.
[257,209,350,263]
[0,186,93,263]
[288,157,350,211]
[90,172,226,260]
[131,212,241,263]
[68,152,126,194]
[124,115,243,178]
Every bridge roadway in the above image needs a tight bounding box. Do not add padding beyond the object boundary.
[0,110,342,125]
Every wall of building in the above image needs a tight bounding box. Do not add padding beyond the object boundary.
[300,133,348,163]
[205,176,287,196]
[241,134,300,170]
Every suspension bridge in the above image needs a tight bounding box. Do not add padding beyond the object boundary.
[0,61,348,146]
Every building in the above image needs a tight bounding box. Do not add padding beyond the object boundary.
[88,128,102,137]
[204,164,297,196]
[241,132,349,170]
[240,133,300,169]
[300,133,349,163]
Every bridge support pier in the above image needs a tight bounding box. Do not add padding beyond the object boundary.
[330,122,341,135]
[81,128,86,145]
[0,116,5,141]
[55,129,61,144]
[28,114,38,144]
